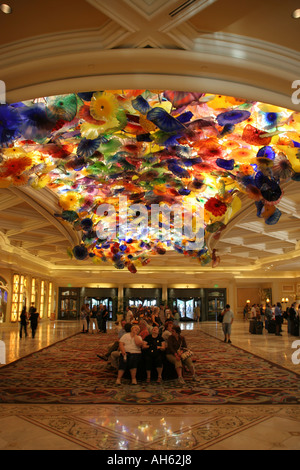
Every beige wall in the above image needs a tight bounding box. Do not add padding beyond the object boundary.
[237,287,261,309]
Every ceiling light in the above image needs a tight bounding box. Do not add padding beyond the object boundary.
[0,3,12,14]
[292,8,300,18]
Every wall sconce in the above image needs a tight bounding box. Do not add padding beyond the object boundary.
[266,298,270,303]
[281,297,289,304]
[0,4,12,14]
[246,299,250,304]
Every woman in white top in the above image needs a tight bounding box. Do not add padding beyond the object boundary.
[115,325,143,385]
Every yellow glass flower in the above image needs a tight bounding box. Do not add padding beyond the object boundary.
[90,92,119,121]
[59,192,81,210]
[3,147,27,158]
[80,117,120,139]
[31,174,52,189]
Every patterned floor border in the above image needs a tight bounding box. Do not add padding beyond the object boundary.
[1,404,299,450]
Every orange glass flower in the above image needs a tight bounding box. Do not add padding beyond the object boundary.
[1,156,32,177]
[204,197,227,217]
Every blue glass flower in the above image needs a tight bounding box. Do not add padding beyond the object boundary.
[19,103,56,140]
[256,146,275,160]
[178,188,191,196]
[181,157,202,167]
[0,104,22,146]
[216,158,235,170]
[260,180,282,202]
[77,92,95,101]
[147,108,185,132]
[263,112,278,127]
[168,162,190,178]
[177,111,193,123]
[255,201,264,217]
[241,175,255,186]
[81,218,94,231]
[77,137,101,158]
[265,208,281,225]
[220,123,235,136]
[216,110,251,126]
[131,95,151,114]
[255,171,268,188]
[72,245,88,260]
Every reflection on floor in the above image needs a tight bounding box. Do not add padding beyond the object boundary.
[0,319,299,450]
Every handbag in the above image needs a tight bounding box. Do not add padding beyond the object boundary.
[218,313,223,323]
[180,348,193,360]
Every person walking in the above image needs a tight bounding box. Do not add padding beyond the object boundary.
[29,307,39,338]
[19,306,28,338]
[221,304,234,343]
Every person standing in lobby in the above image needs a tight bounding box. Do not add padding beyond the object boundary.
[221,304,234,343]
[80,304,88,333]
[90,305,99,333]
[275,302,283,336]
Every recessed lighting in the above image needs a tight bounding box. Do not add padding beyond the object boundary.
[0,3,12,14]
[292,8,300,18]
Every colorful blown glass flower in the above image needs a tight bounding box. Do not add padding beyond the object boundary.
[205,197,227,217]
[0,104,22,146]
[0,89,298,272]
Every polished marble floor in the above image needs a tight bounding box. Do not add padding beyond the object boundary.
[0,318,299,450]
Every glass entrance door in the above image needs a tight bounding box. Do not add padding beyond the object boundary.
[59,289,80,320]
[205,289,226,321]
[176,298,201,321]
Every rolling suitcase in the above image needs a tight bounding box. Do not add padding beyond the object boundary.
[291,319,300,336]
[267,319,276,334]
[255,321,263,334]
[249,319,256,334]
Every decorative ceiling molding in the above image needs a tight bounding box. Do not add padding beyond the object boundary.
[123,0,176,20]
[8,187,81,247]
[168,24,300,72]
[3,51,299,113]
[86,0,217,32]
[0,23,130,68]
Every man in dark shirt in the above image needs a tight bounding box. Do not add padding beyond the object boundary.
[29,306,39,338]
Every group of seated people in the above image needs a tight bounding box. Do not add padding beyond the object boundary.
[97,317,197,385]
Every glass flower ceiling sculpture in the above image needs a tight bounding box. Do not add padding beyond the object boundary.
[0,90,299,273]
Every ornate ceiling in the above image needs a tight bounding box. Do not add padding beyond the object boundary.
[0,0,300,282]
